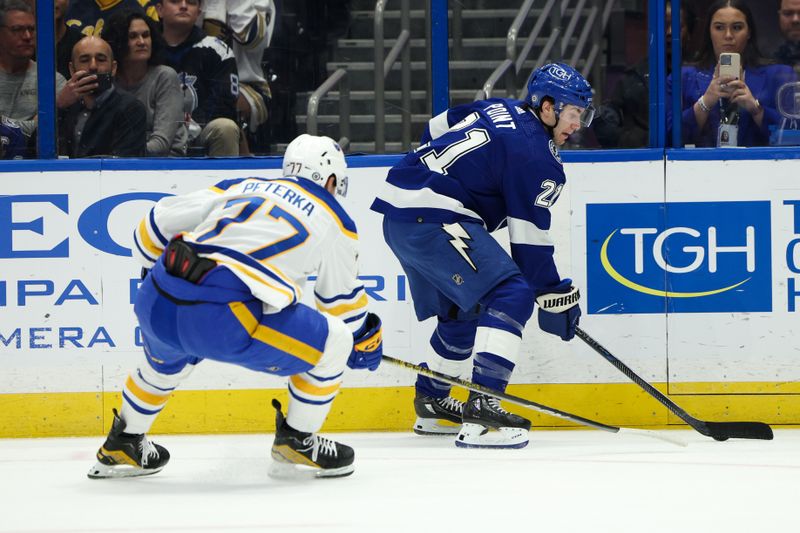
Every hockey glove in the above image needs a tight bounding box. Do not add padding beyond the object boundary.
[348,313,383,371]
[535,279,581,341]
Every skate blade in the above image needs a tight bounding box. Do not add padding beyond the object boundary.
[268,459,354,480]
[87,461,164,479]
[454,423,529,449]
[413,417,461,435]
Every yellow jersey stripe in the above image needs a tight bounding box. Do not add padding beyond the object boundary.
[290,374,340,397]
[216,259,297,303]
[125,376,170,406]
[317,293,368,316]
[228,302,323,366]
[137,219,163,257]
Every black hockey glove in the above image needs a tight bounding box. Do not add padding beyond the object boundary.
[535,279,581,341]
[348,313,383,371]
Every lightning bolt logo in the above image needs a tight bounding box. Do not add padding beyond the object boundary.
[442,222,477,271]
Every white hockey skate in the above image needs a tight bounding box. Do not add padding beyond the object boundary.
[455,392,531,449]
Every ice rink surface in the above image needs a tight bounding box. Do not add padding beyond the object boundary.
[1,428,798,533]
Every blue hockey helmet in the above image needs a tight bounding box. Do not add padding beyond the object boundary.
[526,63,595,127]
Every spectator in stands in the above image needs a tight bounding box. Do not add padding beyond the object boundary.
[201,0,275,154]
[58,35,147,157]
[65,0,158,37]
[776,0,800,72]
[0,0,67,157]
[667,0,797,147]
[56,0,85,80]
[104,10,187,156]
[593,1,695,148]
[156,0,241,156]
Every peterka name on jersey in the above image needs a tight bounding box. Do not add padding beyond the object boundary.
[239,179,315,217]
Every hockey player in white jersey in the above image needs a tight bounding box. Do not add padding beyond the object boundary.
[371,63,593,448]
[88,134,382,480]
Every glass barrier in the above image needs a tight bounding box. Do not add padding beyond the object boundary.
[449,0,652,150]
[1,0,42,158]
[293,0,429,154]
[671,0,800,148]
[7,0,800,161]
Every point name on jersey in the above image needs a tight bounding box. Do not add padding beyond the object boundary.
[483,103,517,130]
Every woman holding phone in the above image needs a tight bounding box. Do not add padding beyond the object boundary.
[103,9,188,156]
[667,0,796,147]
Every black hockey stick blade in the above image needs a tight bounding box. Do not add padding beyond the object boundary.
[575,327,773,441]
[382,354,686,447]
[701,421,773,442]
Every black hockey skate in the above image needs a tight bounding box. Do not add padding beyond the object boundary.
[87,409,170,479]
[455,391,531,449]
[268,399,354,479]
[413,391,463,435]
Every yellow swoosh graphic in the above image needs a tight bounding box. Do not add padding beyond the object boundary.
[600,230,750,298]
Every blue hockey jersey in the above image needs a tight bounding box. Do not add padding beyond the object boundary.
[370,98,567,292]
[0,118,28,159]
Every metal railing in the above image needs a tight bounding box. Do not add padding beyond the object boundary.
[306,68,351,150]
[375,0,412,152]
[476,0,614,102]
[582,1,618,83]
[475,0,560,101]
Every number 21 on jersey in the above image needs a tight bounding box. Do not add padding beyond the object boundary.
[418,112,490,175]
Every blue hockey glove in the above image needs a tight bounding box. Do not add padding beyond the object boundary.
[348,312,383,371]
[535,279,581,341]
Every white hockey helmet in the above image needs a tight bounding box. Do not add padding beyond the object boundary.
[282,134,349,197]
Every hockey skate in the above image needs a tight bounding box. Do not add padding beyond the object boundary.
[455,391,531,449]
[413,391,463,435]
[268,399,354,479]
[87,409,170,479]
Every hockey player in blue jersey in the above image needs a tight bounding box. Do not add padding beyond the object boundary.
[370,63,593,449]
[88,134,383,480]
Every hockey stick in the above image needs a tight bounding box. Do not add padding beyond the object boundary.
[382,355,686,447]
[574,327,773,441]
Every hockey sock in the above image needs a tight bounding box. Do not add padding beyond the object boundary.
[416,318,476,397]
[120,355,196,434]
[285,314,349,433]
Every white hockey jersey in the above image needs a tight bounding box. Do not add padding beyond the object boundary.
[133,176,368,332]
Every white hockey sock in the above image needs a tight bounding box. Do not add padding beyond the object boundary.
[286,314,348,433]
[120,355,195,435]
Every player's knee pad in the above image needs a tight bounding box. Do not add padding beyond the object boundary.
[312,314,351,378]
[431,317,477,361]
[141,349,197,385]
[478,274,535,335]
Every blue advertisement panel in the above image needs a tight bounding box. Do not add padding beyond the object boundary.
[587,201,772,314]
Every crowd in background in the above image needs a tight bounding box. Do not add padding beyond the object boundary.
[2,0,800,159]
[593,0,800,149]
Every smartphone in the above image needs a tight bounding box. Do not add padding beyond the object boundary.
[719,52,741,79]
